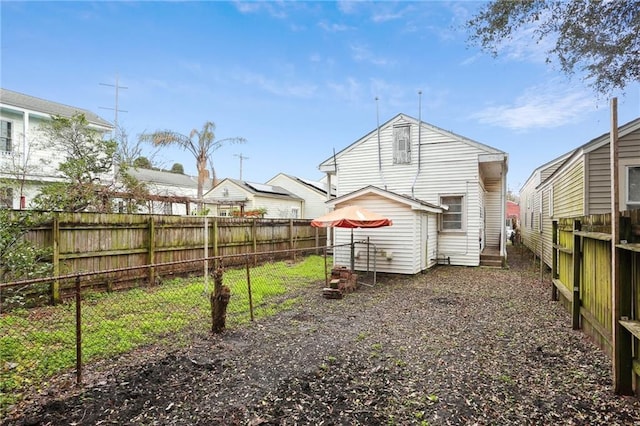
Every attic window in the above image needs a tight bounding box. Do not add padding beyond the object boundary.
[393,125,411,164]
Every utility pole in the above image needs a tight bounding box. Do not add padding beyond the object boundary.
[234,153,249,180]
[100,73,128,132]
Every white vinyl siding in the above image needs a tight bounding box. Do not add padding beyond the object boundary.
[326,114,504,268]
[332,194,437,274]
[484,179,501,248]
[266,174,331,219]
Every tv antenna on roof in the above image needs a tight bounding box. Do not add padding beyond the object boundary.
[100,73,128,132]
[234,153,249,180]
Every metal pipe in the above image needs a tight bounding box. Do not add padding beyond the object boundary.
[376,97,387,190]
[411,90,423,198]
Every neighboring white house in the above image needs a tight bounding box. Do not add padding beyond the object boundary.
[318,113,508,273]
[125,167,214,215]
[0,88,114,209]
[204,178,304,218]
[266,173,336,219]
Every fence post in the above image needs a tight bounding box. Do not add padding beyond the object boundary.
[148,217,155,285]
[551,220,558,301]
[572,219,582,330]
[51,214,61,305]
[213,217,219,269]
[245,254,254,322]
[75,276,82,387]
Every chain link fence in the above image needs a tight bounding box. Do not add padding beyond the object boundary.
[0,246,333,415]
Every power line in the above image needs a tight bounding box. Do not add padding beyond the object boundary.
[234,153,249,180]
[100,73,128,131]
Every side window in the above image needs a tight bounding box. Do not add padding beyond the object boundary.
[440,195,463,231]
[0,120,12,153]
[627,166,640,208]
[291,207,300,219]
[548,186,554,217]
[393,125,411,164]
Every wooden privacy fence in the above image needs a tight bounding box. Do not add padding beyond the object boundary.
[552,211,640,395]
[4,212,327,306]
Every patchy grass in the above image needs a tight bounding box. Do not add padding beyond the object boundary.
[0,255,327,414]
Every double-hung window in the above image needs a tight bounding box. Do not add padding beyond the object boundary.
[0,120,12,153]
[440,195,464,231]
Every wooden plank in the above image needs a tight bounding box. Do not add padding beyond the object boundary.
[552,244,573,254]
[552,278,573,302]
[580,306,613,350]
[616,243,640,252]
[574,231,612,241]
[572,220,582,330]
[552,221,558,281]
[619,320,640,340]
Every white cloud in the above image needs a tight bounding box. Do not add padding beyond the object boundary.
[318,21,351,32]
[234,71,317,98]
[471,83,596,130]
[350,43,392,66]
[327,77,362,103]
[233,1,288,19]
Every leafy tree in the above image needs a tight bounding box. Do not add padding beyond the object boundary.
[133,156,153,169]
[170,163,185,174]
[466,0,640,94]
[32,113,147,212]
[140,121,245,209]
[0,209,52,283]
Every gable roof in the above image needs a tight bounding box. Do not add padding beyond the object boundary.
[0,88,113,129]
[319,113,505,171]
[537,116,640,189]
[210,178,303,201]
[327,185,443,214]
[268,172,336,197]
[127,167,209,189]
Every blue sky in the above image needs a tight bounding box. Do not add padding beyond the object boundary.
[2,1,639,193]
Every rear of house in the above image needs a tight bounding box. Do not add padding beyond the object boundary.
[318,113,508,273]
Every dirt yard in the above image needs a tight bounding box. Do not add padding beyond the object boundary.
[6,245,640,425]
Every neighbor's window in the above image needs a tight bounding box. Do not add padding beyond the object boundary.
[548,186,554,217]
[440,195,463,231]
[0,120,12,153]
[393,125,411,164]
[627,166,640,207]
[0,187,13,209]
[291,207,300,219]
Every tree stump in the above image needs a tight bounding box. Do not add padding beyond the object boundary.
[211,267,231,334]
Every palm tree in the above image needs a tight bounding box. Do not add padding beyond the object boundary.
[140,122,245,209]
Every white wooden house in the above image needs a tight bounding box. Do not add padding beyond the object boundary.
[318,113,508,273]
[266,173,335,219]
[520,116,640,267]
[204,178,304,218]
[0,88,113,209]
[126,167,209,215]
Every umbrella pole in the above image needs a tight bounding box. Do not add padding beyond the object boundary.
[350,229,354,271]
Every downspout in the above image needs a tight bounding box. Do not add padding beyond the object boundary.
[375,97,387,191]
[411,90,422,198]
